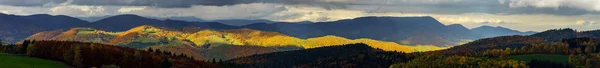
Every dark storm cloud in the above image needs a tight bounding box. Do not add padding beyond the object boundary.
[0,0,67,6]
[0,0,598,16]
[66,0,342,8]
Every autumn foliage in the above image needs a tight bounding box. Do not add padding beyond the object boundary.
[5,40,220,68]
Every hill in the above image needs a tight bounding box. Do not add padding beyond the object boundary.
[389,28,600,68]
[0,13,88,43]
[228,43,408,68]
[471,26,537,38]
[0,40,221,68]
[1,14,536,47]
[27,25,444,60]
[241,16,479,46]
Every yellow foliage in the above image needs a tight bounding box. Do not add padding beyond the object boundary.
[36,26,447,53]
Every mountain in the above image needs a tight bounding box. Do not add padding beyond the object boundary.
[2,14,534,47]
[88,15,235,31]
[422,28,600,56]
[79,16,204,22]
[27,25,444,60]
[471,26,537,38]
[155,16,204,22]
[212,19,276,26]
[0,13,88,43]
[228,43,408,68]
[240,16,478,46]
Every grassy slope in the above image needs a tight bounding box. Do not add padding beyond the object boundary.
[0,54,68,68]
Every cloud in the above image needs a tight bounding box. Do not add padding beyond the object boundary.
[121,3,287,20]
[435,16,513,25]
[576,20,597,25]
[1,0,599,16]
[49,5,110,17]
[0,0,66,6]
[506,0,600,11]
[117,6,147,13]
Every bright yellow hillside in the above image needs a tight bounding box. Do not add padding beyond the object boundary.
[34,26,446,52]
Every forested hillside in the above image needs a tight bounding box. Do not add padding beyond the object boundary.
[0,40,221,68]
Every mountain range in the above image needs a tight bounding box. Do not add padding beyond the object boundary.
[0,13,535,46]
[26,25,443,60]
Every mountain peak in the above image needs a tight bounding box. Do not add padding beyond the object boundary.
[447,24,468,29]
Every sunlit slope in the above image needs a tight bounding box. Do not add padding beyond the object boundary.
[28,25,445,52]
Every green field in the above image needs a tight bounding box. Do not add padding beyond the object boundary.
[0,53,69,68]
[491,54,569,63]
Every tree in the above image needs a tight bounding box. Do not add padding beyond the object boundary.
[219,59,223,64]
[156,49,162,54]
[20,40,30,53]
[585,46,592,54]
[160,58,171,68]
[73,46,84,68]
[26,41,36,56]
[134,51,143,67]
[148,47,154,52]
[0,38,3,45]
[211,58,216,63]
[63,46,75,64]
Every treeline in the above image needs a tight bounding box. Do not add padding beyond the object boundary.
[228,43,409,68]
[0,40,220,68]
[475,38,598,57]
[391,56,527,68]
[146,47,195,60]
[423,36,546,57]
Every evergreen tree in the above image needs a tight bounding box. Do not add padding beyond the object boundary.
[148,47,154,52]
[160,58,172,68]
[0,38,3,45]
[219,59,223,64]
[211,58,216,63]
[26,41,36,56]
[21,40,30,53]
[156,49,162,54]
[163,50,169,55]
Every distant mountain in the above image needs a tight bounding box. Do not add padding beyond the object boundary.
[0,13,88,43]
[88,15,235,31]
[212,19,276,26]
[471,26,537,38]
[2,14,535,46]
[228,43,408,68]
[76,16,111,22]
[78,16,204,22]
[241,16,478,46]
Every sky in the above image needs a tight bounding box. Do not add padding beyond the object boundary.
[0,0,600,32]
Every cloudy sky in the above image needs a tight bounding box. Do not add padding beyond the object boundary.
[1,0,600,31]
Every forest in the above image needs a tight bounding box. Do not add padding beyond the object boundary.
[0,40,220,68]
[1,28,600,68]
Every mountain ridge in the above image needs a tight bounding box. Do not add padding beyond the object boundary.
[2,13,536,46]
[26,25,445,60]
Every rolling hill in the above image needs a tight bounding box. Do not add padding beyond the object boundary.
[228,43,408,68]
[27,25,444,60]
[1,13,537,47]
